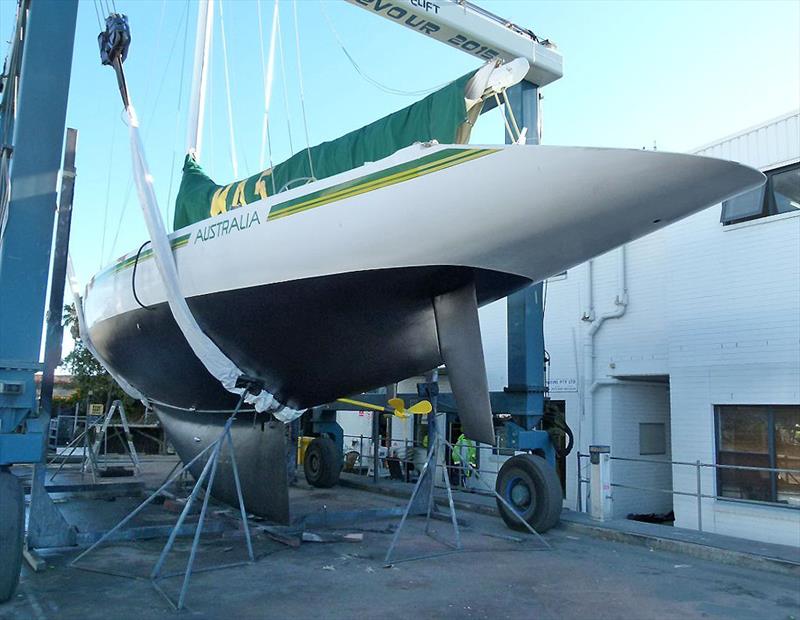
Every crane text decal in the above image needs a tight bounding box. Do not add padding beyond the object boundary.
[352,0,501,61]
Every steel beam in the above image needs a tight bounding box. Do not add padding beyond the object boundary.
[0,0,78,465]
[504,81,547,432]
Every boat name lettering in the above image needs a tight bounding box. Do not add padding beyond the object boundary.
[194,210,262,244]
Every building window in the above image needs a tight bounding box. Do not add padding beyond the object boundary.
[720,161,800,225]
[715,405,800,506]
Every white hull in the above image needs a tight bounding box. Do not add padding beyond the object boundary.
[84,142,763,331]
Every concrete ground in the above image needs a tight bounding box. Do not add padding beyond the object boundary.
[2,462,799,620]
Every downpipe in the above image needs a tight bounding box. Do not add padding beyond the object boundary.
[582,245,628,446]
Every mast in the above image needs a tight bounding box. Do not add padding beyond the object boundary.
[186,0,215,159]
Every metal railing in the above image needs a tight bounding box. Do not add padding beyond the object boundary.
[339,432,513,494]
[576,451,800,531]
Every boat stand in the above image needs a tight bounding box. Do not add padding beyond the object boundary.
[384,429,551,565]
[49,400,140,483]
[440,435,551,550]
[70,392,255,611]
[85,400,141,480]
[384,411,462,565]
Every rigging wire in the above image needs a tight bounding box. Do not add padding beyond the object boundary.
[106,179,134,265]
[275,7,294,157]
[265,124,277,195]
[217,0,239,178]
[141,0,168,124]
[291,0,315,180]
[99,121,117,269]
[256,0,279,192]
[256,0,279,172]
[208,37,215,179]
[106,1,189,262]
[319,2,450,97]
[166,0,192,227]
[92,0,103,29]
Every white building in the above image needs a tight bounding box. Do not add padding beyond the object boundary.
[527,111,799,546]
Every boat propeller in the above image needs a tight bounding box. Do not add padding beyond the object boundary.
[336,397,432,419]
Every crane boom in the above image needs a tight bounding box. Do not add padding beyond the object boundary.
[344,0,562,86]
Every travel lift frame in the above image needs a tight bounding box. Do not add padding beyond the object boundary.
[309,0,568,536]
[0,0,79,603]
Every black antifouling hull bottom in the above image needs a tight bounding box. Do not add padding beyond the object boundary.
[90,266,530,520]
[89,266,529,411]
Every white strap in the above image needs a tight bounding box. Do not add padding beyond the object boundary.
[127,104,302,422]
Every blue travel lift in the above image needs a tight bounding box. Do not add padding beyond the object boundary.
[306,80,569,535]
[0,0,79,603]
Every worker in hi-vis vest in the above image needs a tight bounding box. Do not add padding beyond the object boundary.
[452,432,476,487]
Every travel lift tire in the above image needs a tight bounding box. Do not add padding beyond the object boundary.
[0,468,24,603]
[304,435,341,488]
[495,453,562,533]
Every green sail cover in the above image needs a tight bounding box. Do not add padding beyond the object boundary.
[173,71,475,230]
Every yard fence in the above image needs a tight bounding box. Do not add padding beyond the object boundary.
[575,451,800,530]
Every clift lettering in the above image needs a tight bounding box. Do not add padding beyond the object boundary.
[354,0,499,61]
[410,0,440,14]
[355,0,440,35]
[194,210,261,244]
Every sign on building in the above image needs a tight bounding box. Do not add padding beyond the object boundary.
[547,378,578,393]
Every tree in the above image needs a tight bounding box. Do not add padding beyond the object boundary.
[62,304,143,418]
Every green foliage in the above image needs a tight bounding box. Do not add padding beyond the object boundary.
[62,303,143,418]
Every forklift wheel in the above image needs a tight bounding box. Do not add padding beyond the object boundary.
[495,454,562,533]
[0,469,24,603]
[304,436,341,488]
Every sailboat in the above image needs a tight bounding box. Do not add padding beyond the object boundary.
[80,3,764,523]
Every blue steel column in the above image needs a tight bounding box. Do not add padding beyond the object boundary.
[504,82,548,448]
[0,0,78,465]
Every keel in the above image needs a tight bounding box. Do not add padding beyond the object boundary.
[155,406,290,524]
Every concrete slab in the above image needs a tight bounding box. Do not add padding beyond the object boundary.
[339,473,800,576]
[1,468,798,619]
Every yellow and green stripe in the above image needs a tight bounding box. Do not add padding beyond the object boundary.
[268,147,496,221]
[93,233,191,283]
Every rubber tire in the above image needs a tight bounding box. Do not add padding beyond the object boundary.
[0,470,24,603]
[495,454,563,533]
[303,436,340,488]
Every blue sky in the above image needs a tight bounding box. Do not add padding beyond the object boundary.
[1,0,798,287]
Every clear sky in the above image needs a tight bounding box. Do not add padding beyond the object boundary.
[1,0,799,289]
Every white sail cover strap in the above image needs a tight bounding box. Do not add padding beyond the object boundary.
[127,104,302,422]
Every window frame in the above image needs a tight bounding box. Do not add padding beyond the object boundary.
[721,161,800,226]
[714,405,800,508]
